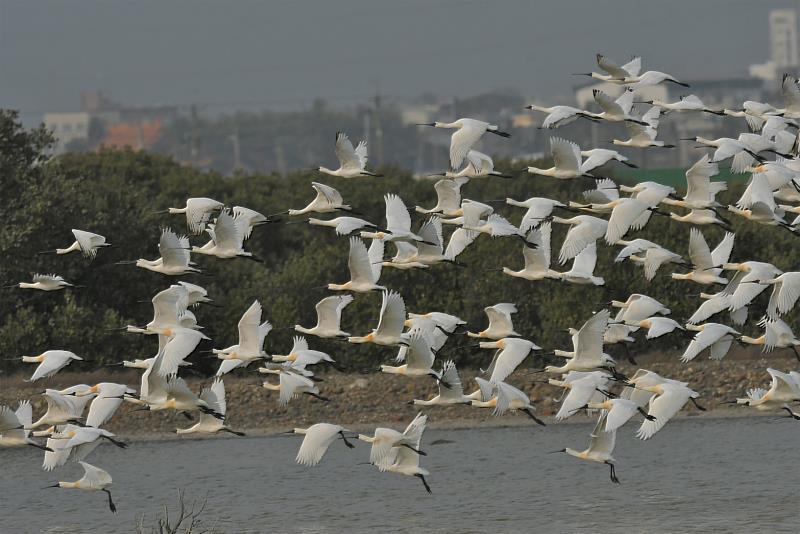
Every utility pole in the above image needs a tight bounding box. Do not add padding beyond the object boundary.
[373,86,384,166]
[229,128,242,173]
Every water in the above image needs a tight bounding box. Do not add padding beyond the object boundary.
[1,416,797,533]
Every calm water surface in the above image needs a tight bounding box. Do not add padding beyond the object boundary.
[1,416,797,533]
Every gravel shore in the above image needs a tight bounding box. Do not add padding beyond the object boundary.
[1,347,795,441]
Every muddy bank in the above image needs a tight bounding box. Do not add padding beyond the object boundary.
[0,348,795,440]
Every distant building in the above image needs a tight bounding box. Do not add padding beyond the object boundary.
[100,120,163,150]
[43,112,91,154]
[750,9,799,81]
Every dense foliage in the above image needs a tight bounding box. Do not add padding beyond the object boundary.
[1,110,797,376]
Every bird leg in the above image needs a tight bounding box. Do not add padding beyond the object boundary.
[102,435,129,449]
[606,461,620,484]
[221,427,246,437]
[401,443,427,456]
[689,397,706,411]
[306,392,330,402]
[415,473,433,494]
[637,407,656,421]
[790,345,800,362]
[103,488,117,513]
[782,406,800,420]
[621,343,637,365]
[26,441,54,452]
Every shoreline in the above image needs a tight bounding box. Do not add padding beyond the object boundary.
[1,348,794,442]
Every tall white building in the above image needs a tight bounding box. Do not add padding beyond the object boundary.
[750,9,799,80]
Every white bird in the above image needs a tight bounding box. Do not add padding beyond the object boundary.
[764,272,800,319]
[379,332,439,380]
[581,178,620,206]
[721,261,782,324]
[671,229,734,285]
[686,135,761,165]
[288,182,351,215]
[625,317,685,340]
[603,198,655,245]
[739,318,800,359]
[328,237,385,292]
[30,390,92,429]
[629,245,688,282]
[552,215,608,264]
[361,194,426,244]
[467,303,519,339]
[505,197,566,234]
[164,197,224,235]
[192,208,255,260]
[46,461,117,513]
[11,273,77,291]
[553,242,605,286]
[290,423,355,466]
[525,103,595,129]
[295,295,353,338]
[479,337,540,383]
[613,106,671,148]
[636,382,702,440]
[587,397,654,432]
[643,94,721,114]
[232,206,270,239]
[662,155,726,210]
[415,178,469,216]
[46,229,110,259]
[358,412,428,470]
[620,369,688,408]
[501,223,560,281]
[546,310,615,374]
[44,426,128,471]
[177,379,244,436]
[628,70,689,90]
[380,418,432,493]
[214,300,271,363]
[261,369,328,405]
[580,148,636,173]
[736,368,800,410]
[0,401,49,451]
[78,383,136,428]
[22,350,82,382]
[419,118,511,170]
[589,53,642,82]
[434,150,512,179]
[318,131,379,178]
[680,323,740,362]
[524,137,587,179]
[552,411,620,484]
[549,371,612,421]
[728,173,788,227]
[409,360,472,406]
[610,294,670,323]
[590,89,645,124]
[349,290,406,346]
[153,327,208,377]
[131,228,199,275]
[471,381,545,425]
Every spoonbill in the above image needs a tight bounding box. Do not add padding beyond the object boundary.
[129,228,199,275]
[431,150,512,179]
[524,137,587,180]
[379,332,439,381]
[289,423,355,466]
[318,131,380,178]
[46,462,117,513]
[680,323,740,362]
[380,419,432,493]
[739,318,800,359]
[177,379,244,436]
[42,229,110,259]
[409,361,472,406]
[0,401,50,451]
[233,206,271,238]
[192,209,256,260]
[552,215,607,264]
[613,107,671,148]
[30,390,92,428]
[479,337,540,383]
[525,103,596,129]
[23,350,82,381]
[287,182,352,215]
[328,237,385,292]
[467,303,519,339]
[553,242,605,286]
[591,89,646,124]
[9,274,77,291]
[415,178,469,216]
[358,412,428,469]
[471,381,545,425]
[78,383,137,428]
[504,197,566,234]
[361,194,427,244]
[349,290,406,346]
[163,197,224,235]
[671,229,734,285]
[262,369,328,405]
[501,223,560,281]
[662,155,726,210]
[418,118,510,170]
[552,411,620,484]
[545,310,616,374]
[549,371,612,421]
[736,368,800,410]
[295,295,353,338]
[636,382,702,440]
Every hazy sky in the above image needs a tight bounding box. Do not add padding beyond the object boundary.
[1,0,797,118]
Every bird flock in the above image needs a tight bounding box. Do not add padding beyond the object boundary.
[5,54,800,512]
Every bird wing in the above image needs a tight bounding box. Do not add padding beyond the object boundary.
[311,182,344,208]
[596,54,630,79]
[782,74,800,115]
[159,229,190,268]
[367,238,384,281]
[376,291,406,339]
[416,217,443,257]
[371,428,404,469]
[574,310,610,362]
[158,330,204,377]
[444,228,478,261]
[404,332,434,371]
[768,367,800,398]
[235,300,263,355]
[684,154,718,202]
[277,372,313,405]
[568,242,599,277]
[637,387,689,440]
[584,179,619,204]
[708,336,734,360]
[688,228,714,270]
[212,209,245,252]
[334,132,362,170]
[439,360,465,399]
[642,247,676,282]
[485,214,519,237]
[593,90,624,116]
[559,217,606,264]
[493,382,528,416]
[523,223,551,272]
[681,327,724,362]
[555,378,597,420]
[295,423,342,466]
[645,318,680,339]
[487,341,530,384]
[541,106,580,129]
[316,295,353,331]
[605,199,649,244]
[710,232,735,267]
[550,137,582,173]
[433,179,465,213]
[465,150,493,175]
[71,229,105,258]
[449,121,486,170]
[589,411,617,455]
[384,194,412,231]
[769,273,800,318]
[78,461,113,487]
[354,140,369,169]
[485,304,516,334]
[200,378,226,416]
[85,397,123,428]
[31,352,74,382]
[402,412,428,446]
[688,294,729,324]
[347,237,374,285]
